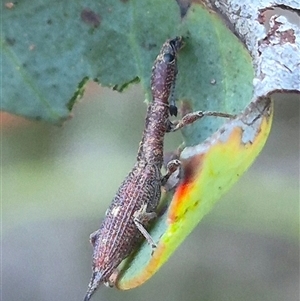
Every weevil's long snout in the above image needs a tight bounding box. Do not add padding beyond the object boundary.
[84,270,103,301]
[161,36,184,63]
[151,36,184,103]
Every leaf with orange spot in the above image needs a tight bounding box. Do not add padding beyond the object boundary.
[112,0,286,290]
[117,97,273,290]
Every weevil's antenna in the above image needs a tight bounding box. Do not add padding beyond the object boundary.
[169,83,178,117]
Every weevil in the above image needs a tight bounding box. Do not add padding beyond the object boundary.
[84,36,235,301]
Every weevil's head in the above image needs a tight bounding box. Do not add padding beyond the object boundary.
[160,36,184,64]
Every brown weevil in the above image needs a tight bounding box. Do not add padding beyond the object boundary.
[84,36,234,300]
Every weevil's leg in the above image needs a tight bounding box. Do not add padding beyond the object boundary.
[134,220,157,249]
[163,150,181,168]
[133,204,157,249]
[161,159,181,187]
[167,111,236,132]
[104,269,119,288]
[89,230,100,247]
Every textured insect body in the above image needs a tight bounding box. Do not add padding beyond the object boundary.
[84,36,235,300]
[84,37,184,301]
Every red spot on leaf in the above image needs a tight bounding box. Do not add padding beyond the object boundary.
[168,154,204,223]
[181,154,203,185]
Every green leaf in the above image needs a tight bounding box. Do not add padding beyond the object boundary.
[2,0,252,128]
[176,6,254,144]
[1,0,176,123]
[117,97,273,289]
[113,2,256,290]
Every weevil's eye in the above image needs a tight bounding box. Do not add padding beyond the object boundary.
[163,53,175,63]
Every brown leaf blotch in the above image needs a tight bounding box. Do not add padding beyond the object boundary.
[81,9,101,28]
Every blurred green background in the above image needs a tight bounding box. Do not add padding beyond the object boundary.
[2,84,299,301]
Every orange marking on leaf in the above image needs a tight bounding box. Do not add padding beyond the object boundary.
[167,154,203,223]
